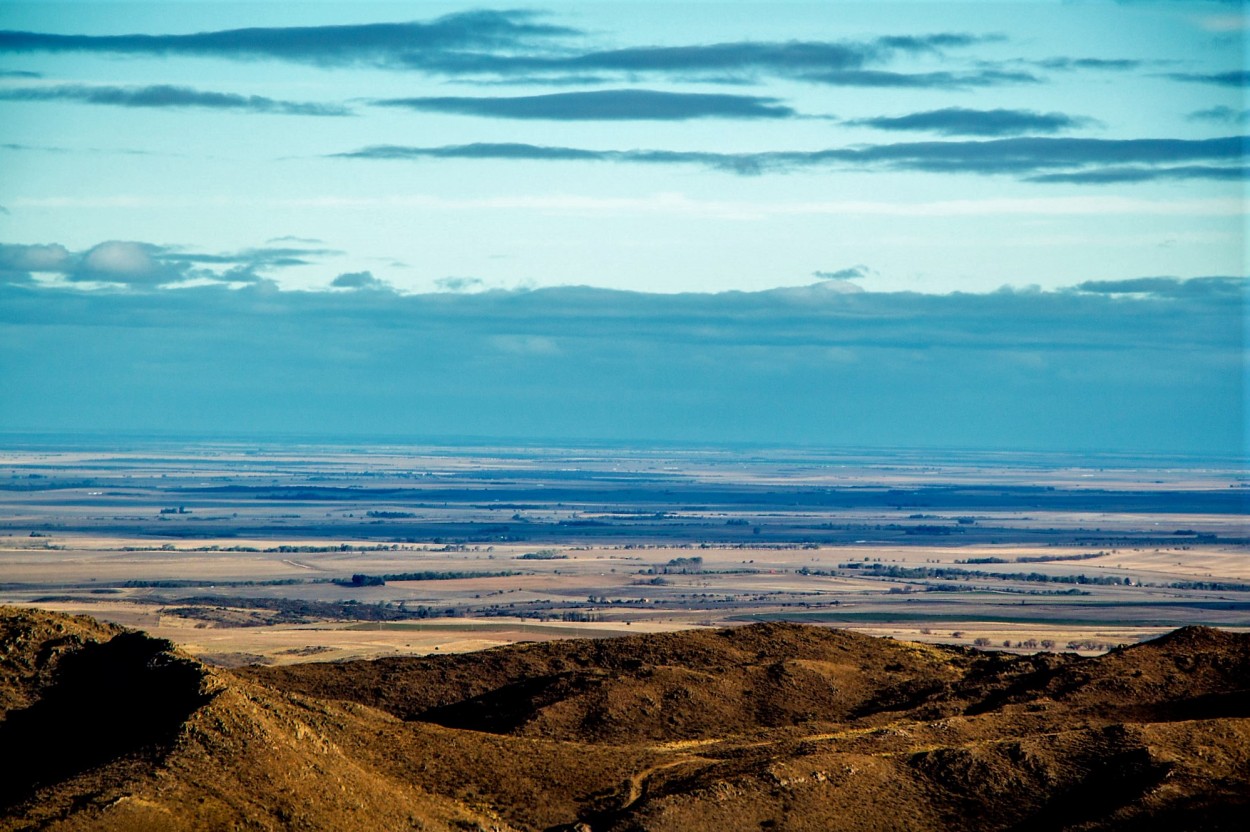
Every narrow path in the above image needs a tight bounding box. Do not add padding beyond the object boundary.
[620,758,700,811]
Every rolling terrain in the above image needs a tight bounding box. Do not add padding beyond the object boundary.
[2,605,1248,830]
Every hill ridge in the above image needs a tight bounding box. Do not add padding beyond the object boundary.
[2,606,1248,831]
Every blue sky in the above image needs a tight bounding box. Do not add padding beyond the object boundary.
[0,1,1245,453]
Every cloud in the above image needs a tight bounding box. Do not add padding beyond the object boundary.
[798,68,1039,88]
[0,83,350,115]
[414,34,992,80]
[374,89,797,120]
[266,235,323,245]
[0,11,575,68]
[835,136,1247,175]
[847,107,1093,136]
[0,16,1002,88]
[0,241,183,285]
[0,142,169,157]
[1,142,71,153]
[333,142,771,174]
[0,242,72,272]
[1026,165,1247,184]
[0,240,331,286]
[1034,57,1143,71]
[1073,276,1246,298]
[334,134,1249,183]
[0,274,1242,454]
[330,270,389,290]
[435,276,485,292]
[1188,105,1250,125]
[1165,70,1250,87]
[0,68,39,78]
[75,241,185,284]
[813,266,870,281]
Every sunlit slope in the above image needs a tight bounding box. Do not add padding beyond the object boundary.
[3,607,1248,831]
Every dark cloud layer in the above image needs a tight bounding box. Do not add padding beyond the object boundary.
[0,273,1242,453]
[848,107,1091,137]
[336,135,1249,182]
[374,89,796,120]
[0,83,350,115]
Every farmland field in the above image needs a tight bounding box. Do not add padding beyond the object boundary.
[2,438,1246,664]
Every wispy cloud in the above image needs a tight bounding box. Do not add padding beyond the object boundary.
[1073,276,1245,298]
[1188,105,1250,125]
[0,142,171,157]
[1026,165,1247,184]
[0,17,1004,88]
[846,107,1093,137]
[373,88,797,120]
[1165,70,1250,87]
[0,11,574,68]
[435,276,485,292]
[334,135,1249,183]
[800,68,1038,88]
[334,142,765,173]
[0,83,350,115]
[1034,57,1144,71]
[0,68,39,78]
[409,33,995,80]
[266,235,324,245]
[813,266,872,281]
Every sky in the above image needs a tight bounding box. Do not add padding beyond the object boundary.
[0,1,1246,454]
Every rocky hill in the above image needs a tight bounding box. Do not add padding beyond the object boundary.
[2,606,1247,830]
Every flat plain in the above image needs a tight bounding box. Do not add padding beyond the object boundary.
[1,439,1246,664]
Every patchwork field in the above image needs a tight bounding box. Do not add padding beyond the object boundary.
[1,440,1246,663]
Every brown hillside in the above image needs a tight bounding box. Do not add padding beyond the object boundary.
[3,606,1249,831]
[245,622,983,742]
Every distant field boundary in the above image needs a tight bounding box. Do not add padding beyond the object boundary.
[344,621,650,639]
[735,610,1250,628]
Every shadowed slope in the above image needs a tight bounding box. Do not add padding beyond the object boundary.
[0,607,513,831]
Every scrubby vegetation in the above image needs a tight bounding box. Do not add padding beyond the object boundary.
[3,607,1248,831]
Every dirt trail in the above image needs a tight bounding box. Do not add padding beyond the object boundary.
[620,758,704,811]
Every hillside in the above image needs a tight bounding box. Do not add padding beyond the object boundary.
[2,607,1248,831]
